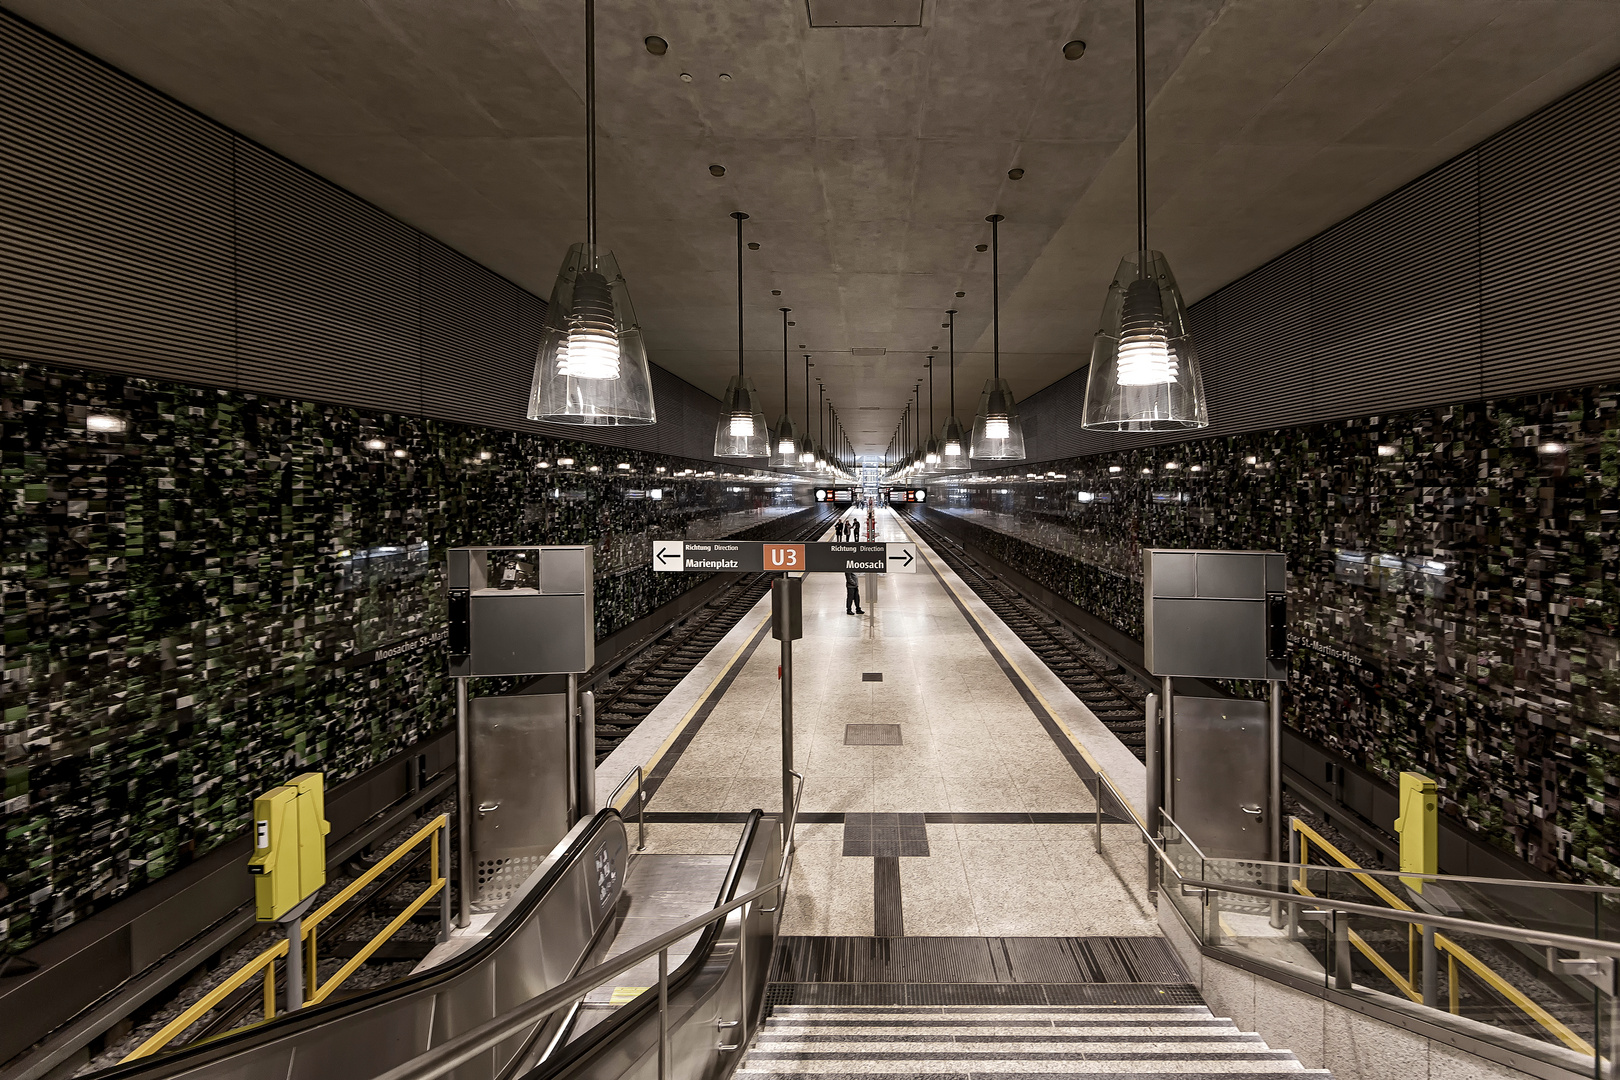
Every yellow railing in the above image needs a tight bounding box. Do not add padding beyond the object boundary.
[122,814,450,1062]
[1290,818,1592,1055]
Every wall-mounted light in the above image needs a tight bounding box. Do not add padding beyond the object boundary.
[479,451,493,461]
[1190,465,1202,472]
[1165,462,1179,470]
[655,466,666,473]
[393,449,408,459]
[617,462,632,470]
[538,460,551,469]
[1108,465,1122,474]
[1245,456,1258,465]
[649,488,664,500]
[365,438,386,450]
[588,464,602,472]
[1377,444,1397,457]
[1077,491,1095,502]
[1538,442,1566,454]
[86,414,125,433]
[558,457,576,466]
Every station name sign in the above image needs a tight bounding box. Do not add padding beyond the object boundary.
[653,541,917,574]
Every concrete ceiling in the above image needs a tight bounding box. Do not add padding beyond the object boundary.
[11,0,1620,455]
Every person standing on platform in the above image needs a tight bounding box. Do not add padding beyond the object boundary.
[845,570,864,615]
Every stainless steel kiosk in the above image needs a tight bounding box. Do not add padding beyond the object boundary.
[447,545,595,922]
[1143,549,1287,905]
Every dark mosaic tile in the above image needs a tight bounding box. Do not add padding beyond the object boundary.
[918,387,1620,885]
[0,357,831,954]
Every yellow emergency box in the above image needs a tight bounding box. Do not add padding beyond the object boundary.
[248,772,331,921]
[1394,771,1438,893]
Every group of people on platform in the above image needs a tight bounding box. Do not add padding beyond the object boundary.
[833,516,868,543]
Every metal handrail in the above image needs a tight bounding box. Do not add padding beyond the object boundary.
[122,814,452,1061]
[1171,872,1620,960]
[1288,817,1594,1054]
[374,770,807,1080]
[607,765,647,852]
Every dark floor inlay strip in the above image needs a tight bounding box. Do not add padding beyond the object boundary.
[874,857,904,937]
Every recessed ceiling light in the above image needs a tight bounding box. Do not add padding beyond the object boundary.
[771,290,781,296]
[955,291,965,297]
[644,36,668,55]
[709,164,725,176]
[1007,168,1024,180]
[1063,39,1086,60]
[680,72,693,82]
[747,241,760,250]
[975,244,987,252]
[718,73,731,81]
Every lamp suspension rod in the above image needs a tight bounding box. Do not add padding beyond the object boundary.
[988,215,1003,379]
[585,0,597,253]
[732,213,747,380]
[803,356,811,434]
[947,310,957,416]
[1136,0,1148,256]
[781,308,790,413]
[928,359,934,430]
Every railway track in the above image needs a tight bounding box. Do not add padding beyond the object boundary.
[587,513,834,762]
[904,515,1150,760]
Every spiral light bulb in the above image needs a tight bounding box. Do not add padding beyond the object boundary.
[557,272,621,380]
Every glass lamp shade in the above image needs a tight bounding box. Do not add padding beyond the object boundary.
[939,416,968,468]
[797,435,815,465]
[1082,250,1208,431]
[529,244,656,424]
[713,376,769,457]
[769,416,800,468]
[923,436,941,467]
[969,378,1026,460]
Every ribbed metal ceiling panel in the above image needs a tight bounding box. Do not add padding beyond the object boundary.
[1200,245,1314,439]
[1308,154,1482,417]
[234,139,422,414]
[1480,70,1620,398]
[0,17,235,384]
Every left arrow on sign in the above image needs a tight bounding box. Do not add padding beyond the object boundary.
[653,542,684,572]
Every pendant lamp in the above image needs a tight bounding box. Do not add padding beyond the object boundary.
[815,384,828,471]
[769,308,800,467]
[1082,0,1208,432]
[797,356,816,466]
[970,215,1026,459]
[939,309,968,468]
[529,0,656,425]
[714,212,768,457]
[923,359,942,467]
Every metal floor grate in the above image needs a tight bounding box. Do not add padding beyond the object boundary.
[768,936,1189,985]
[763,982,1204,1007]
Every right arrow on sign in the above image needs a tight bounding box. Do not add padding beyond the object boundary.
[885,543,918,573]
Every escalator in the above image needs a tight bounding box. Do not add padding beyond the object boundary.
[85,807,782,1080]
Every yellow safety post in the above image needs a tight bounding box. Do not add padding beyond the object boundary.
[1394,771,1438,893]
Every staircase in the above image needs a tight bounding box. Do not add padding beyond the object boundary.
[739,1003,1333,1077]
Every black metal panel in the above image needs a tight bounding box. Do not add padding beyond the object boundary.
[1201,245,1314,439]
[420,237,533,432]
[0,16,235,385]
[1480,69,1620,397]
[234,139,422,413]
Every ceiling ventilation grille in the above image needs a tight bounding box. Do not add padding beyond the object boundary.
[808,1,924,28]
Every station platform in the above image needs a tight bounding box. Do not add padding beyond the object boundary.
[594,507,1156,942]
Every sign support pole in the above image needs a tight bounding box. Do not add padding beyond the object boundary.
[455,674,472,928]
[1269,678,1285,928]
[771,576,802,849]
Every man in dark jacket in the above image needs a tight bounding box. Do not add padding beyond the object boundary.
[845,571,864,615]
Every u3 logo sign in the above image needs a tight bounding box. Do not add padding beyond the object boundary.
[765,544,804,569]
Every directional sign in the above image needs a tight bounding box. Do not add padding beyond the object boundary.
[651,541,916,574]
[653,540,683,571]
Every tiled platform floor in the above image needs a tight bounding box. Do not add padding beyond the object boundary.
[641,508,1156,940]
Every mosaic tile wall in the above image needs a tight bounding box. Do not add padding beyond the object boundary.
[920,385,1620,885]
[0,356,821,954]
